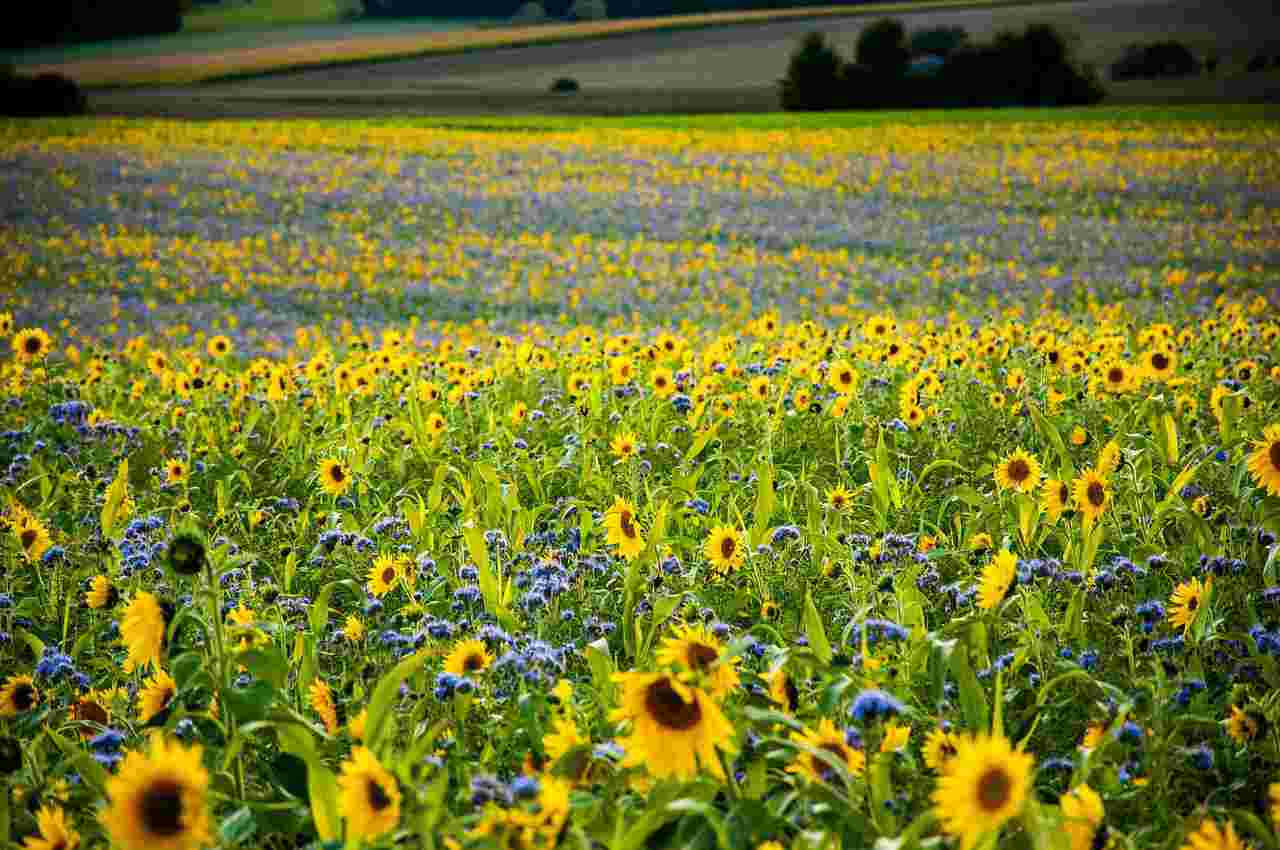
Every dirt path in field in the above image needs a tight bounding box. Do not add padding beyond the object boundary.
[88,0,1280,117]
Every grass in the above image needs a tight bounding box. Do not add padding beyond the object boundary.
[18,0,1075,87]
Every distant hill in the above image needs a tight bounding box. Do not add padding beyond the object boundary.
[363,0,891,20]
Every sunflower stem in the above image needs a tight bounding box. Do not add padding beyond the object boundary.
[206,555,246,801]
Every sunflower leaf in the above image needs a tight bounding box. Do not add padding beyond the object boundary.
[100,458,128,540]
[364,650,432,755]
[802,589,832,665]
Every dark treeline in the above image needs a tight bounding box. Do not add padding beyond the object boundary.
[360,0,884,19]
[4,0,186,48]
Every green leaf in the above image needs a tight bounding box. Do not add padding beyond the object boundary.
[239,648,289,691]
[268,752,311,801]
[100,458,129,540]
[364,650,432,754]
[949,636,988,733]
[685,421,720,464]
[803,589,832,664]
[751,460,775,547]
[219,807,258,846]
[47,728,109,796]
[171,651,205,691]
[224,680,276,723]
[585,638,616,707]
[464,525,498,614]
[309,579,355,637]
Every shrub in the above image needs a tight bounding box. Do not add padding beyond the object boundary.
[511,1,547,23]
[568,0,607,20]
[1110,41,1200,81]
[549,77,580,93]
[856,18,909,77]
[909,26,966,58]
[779,31,846,111]
[0,72,87,117]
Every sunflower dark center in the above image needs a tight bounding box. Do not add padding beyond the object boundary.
[19,528,37,549]
[1058,483,1070,503]
[832,494,846,507]
[1240,367,1252,380]
[1152,352,1169,370]
[381,567,396,584]
[644,678,702,731]
[838,370,853,385]
[619,511,636,538]
[1187,596,1198,611]
[1270,441,1280,471]
[814,742,848,779]
[1007,459,1030,482]
[463,653,484,672]
[686,643,718,671]
[330,465,345,483]
[976,766,1012,812]
[1087,481,1106,507]
[1108,368,1123,383]
[655,376,667,387]
[23,336,41,354]
[139,779,184,836]
[12,683,35,711]
[77,699,109,725]
[719,536,736,560]
[366,778,392,812]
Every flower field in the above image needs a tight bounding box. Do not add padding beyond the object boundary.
[1,109,1280,850]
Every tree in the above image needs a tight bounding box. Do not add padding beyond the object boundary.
[511,1,547,23]
[568,0,607,20]
[779,31,846,111]
[856,18,909,77]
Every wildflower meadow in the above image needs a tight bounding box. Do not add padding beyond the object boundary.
[1,110,1279,850]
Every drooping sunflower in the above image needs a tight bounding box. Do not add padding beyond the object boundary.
[444,638,493,677]
[768,666,799,713]
[1073,468,1111,528]
[656,623,740,698]
[1246,424,1280,497]
[23,804,80,850]
[1179,818,1248,850]
[1059,784,1105,850]
[0,674,39,717]
[604,496,646,561]
[610,430,638,460]
[978,550,1017,612]
[704,525,745,574]
[994,449,1042,494]
[121,591,166,673]
[932,733,1035,850]
[1041,478,1072,522]
[1097,440,1123,476]
[317,457,351,496]
[338,747,402,842]
[923,726,960,772]
[611,671,735,780]
[1226,705,1265,745]
[137,669,177,724]
[1168,576,1210,634]
[100,734,211,850]
[787,717,866,784]
[14,515,52,563]
[826,485,855,512]
[72,688,123,734]
[367,554,401,598]
[12,328,52,363]
[86,574,118,609]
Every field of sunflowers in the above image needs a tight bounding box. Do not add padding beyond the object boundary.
[0,109,1279,850]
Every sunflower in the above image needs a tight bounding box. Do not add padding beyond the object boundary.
[828,360,858,395]
[1179,819,1247,850]
[1070,426,1089,446]
[86,574,118,609]
[1246,424,1280,497]
[768,666,799,713]
[444,639,493,677]
[309,680,339,734]
[317,457,351,496]
[880,721,911,752]
[1099,359,1135,394]
[787,717,866,784]
[994,449,1042,494]
[1042,478,1072,522]
[923,726,960,772]
[1226,705,1264,745]
[99,733,211,850]
[1059,784,1104,850]
[367,554,401,598]
[932,733,1035,850]
[121,591,166,673]
[656,623,740,698]
[610,431,638,460]
[205,335,233,358]
[1270,782,1280,827]
[344,614,365,642]
[1073,468,1111,528]
[163,459,187,486]
[426,412,447,439]
[610,671,735,780]
[749,375,771,401]
[704,525,745,574]
[23,804,80,850]
[0,674,39,717]
[349,707,368,742]
[137,669,176,724]
[1168,576,1210,634]
[651,367,676,398]
[72,688,123,734]
[14,515,52,563]
[604,496,646,561]
[1097,440,1122,476]
[12,328,52,363]
[978,550,1017,611]
[826,485,855,512]
[338,747,402,842]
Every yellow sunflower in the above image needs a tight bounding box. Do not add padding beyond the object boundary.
[651,367,676,398]
[704,525,745,574]
[1097,440,1122,476]
[13,515,51,563]
[1059,784,1104,850]
[1042,478,1072,522]
[1168,576,1210,634]
[994,449,1042,494]
[72,688,124,734]
[923,726,960,772]
[309,679,338,734]
[317,457,351,496]
[1226,705,1262,745]
[1179,819,1247,850]
[978,550,1017,612]
[349,707,368,742]
[12,328,52,363]
[787,717,865,784]
[443,639,493,677]
[338,747,402,842]
[23,804,80,850]
[100,734,211,850]
[1270,782,1279,827]
[1142,348,1177,382]
[121,591,166,673]
[163,459,187,485]
[86,574,118,609]
[1073,468,1111,528]
[205,335,233,358]
[604,496,646,561]
[344,614,366,642]
[0,674,39,717]
[932,733,1035,850]
[610,430,638,460]
[611,671,736,780]
[656,623,740,698]
[367,554,402,598]
[828,360,858,395]
[1246,424,1280,497]
[768,666,799,713]
[137,669,176,724]
[826,485,855,512]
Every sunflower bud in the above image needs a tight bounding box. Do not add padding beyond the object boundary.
[167,525,207,576]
